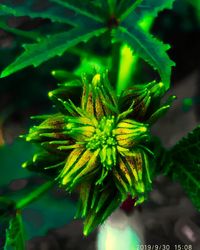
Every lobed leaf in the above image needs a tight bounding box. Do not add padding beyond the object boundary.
[0,25,106,78]
[112,25,175,90]
[133,0,175,21]
[50,0,104,23]
[116,0,143,20]
[0,0,89,26]
[169,125,200,210]
[0,19,40,41]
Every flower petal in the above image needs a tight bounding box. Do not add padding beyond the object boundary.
[24,113,69,143]
[120,81,166,120]
[115,119,149,148]
[76,180,121,236]
[60,148,99,190]
[22,151,65,178]
[113,148,153,200]
[81,73,118,119]
[59,147,85,178]
[48,80,82,115]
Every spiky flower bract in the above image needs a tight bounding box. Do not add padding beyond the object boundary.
[23,72,174,235]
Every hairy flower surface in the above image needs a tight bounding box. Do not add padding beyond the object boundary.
[23,72,174,235]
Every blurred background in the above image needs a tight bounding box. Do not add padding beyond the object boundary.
[0,0,200,249]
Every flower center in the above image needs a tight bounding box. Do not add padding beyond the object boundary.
[87,116,117,151]
[86,116,117,171]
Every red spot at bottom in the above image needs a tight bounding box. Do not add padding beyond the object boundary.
[120,196,138,214]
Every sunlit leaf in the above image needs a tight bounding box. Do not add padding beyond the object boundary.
[0,0,88,26]
[112,25,175,89]
[0,25,106,78]
[50,0,104,23]
[133,0,175,21]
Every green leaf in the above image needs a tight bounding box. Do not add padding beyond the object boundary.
[169,125,200,210]
[107,0,118,14]
[133,0,175,21]
[50,0,104,23]
[112,25,175,90]
[4,213,25,250]
[0,0,87,26]
[116,0,143,20]
[0,25,106,78]
[0,20,40,41]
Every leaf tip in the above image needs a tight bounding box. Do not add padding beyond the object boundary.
[0,69,9,78]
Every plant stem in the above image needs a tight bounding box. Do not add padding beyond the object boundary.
[110,41,121,88]
[116,15,154,95]
[116,43,138,96]
[16,181,53,210]
[108,0,117,15]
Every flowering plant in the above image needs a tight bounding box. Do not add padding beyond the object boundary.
[0,0,199,249]
[23,72,174,235]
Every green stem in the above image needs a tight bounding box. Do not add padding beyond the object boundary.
[16,181,53,210]
[108,0,117,15]
[110,41,121,88]
[120,0,143,21]
[116,15,155,95]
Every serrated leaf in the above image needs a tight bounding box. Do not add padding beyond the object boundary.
[50,0,104,23]
[4,213,25,250]
[112,25,175,90]
[0,25,106,78]
[172,162,200,211]
[171,125,200,165]
[0,0,88,26]
[132,0,175,21]
[116,0,143,20]
[169,125,200,210]
[0,20,40,41]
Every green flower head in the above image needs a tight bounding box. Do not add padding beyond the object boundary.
[23,72,174,235]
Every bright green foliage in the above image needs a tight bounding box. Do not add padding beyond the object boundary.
[50,0,104,22]
[22,72,174,235]
[0,0,183,240]
[0,0,96,25]
[133,0,175,21]
[119,81,176,122]
[0,26,106,78]
[75,182,121,236]
[0,0,175,89]
[116,0,176,89]
[112,25,175,90]
[0,20,39,41]
[4,213,25,250]
[169,126,200,211]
